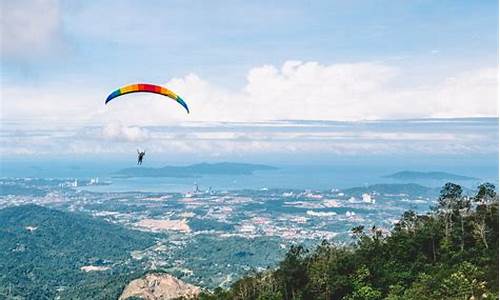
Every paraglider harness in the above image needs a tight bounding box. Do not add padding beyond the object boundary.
[137,150,146,165]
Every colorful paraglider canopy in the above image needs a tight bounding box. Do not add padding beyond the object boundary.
[105,83,189,113]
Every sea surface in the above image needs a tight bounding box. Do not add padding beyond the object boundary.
[1,156,497,193]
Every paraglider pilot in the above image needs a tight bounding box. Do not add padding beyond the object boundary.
[137,149,146,165]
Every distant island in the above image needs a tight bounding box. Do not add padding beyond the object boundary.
[115,162,277,178]
[384,171,477,181]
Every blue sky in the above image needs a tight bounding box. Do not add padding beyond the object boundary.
[1,0,498,160]
[3,0,497,85]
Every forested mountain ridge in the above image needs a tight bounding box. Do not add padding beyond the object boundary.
[197,182,499,300]
[0,205,157,299]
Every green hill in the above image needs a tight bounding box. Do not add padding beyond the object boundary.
[0,205,157,299]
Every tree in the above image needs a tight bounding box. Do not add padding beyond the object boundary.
[396,211,418,234]
[402,273,437,300]
[276,245,308,300]
[437,182,470,251]
[351,226,365,242]
[306,241,332,300]
[437,262,490,300]
[473,183,497,204]
[438,183,460,242]
[345,266,382,300]
[472,183,497,249]
[438,183,463,208]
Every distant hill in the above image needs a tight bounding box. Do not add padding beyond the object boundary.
[384,171,477,181]
[342,183,438,197]
[115,162,277,178]
[0,205,157,299]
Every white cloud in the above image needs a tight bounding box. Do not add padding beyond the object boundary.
[0,81,102,122]
[432,68,498,118]
[1,0,63,58]
[1,61,497,124]
[169,62,497,122]
[1,119,497,156]
[101,123,150,142]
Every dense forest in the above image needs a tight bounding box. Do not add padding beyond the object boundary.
[0,204,157,299]
[197,182,499,300]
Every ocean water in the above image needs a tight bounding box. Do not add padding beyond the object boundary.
[1,155,497,193]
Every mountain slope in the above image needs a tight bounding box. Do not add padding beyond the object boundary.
[0,205,157,299]
[196,183,499,300]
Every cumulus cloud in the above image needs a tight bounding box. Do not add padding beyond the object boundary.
[1,0,63,59]
[163,62,401,122]
[101,123,150,142]
[169,61,497,122]
[1,61,497,124]
[431,68,498,118]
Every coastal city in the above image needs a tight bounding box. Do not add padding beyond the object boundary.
[0,176,435,288]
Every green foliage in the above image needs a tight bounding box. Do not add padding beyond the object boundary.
[345,266,382,300]
[198,183,499,300]
[171,234,286,288]
[0,204,157,300]
[474,183,497,204]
